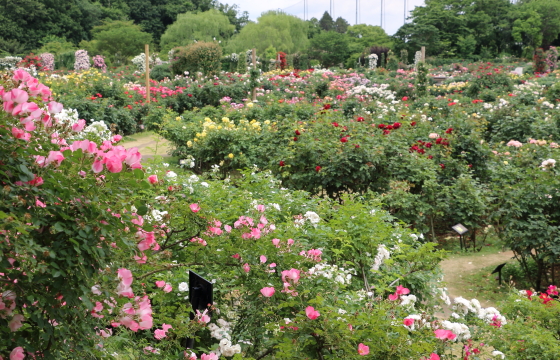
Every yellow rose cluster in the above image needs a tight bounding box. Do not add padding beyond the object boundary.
[188,117,274,147]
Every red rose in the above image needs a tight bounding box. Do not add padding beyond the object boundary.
[323,104,331,110]
[428,155,433,159]
[392,122,401,129]
[188,94,193,97]
[445,128,453,134]
[383,130,391,135]
[402,96,408,101]
[378,124,385,129]
[293,137,298,141]
[332,122,339,127]
[439,163,445,169]
[425,142,432,148]
[436,138,443,145]
[340,137,348,143]
[295,130,301,135]
[355,144,360,148]
[411,121,416,126]
[279,161,285,166]
[357,117,364,122]
[315,166,321,172]
[386,125,394,130]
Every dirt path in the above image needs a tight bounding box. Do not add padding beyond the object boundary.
[439,250,514,314]
[122,132,171,158]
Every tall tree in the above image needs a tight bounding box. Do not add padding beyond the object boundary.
[319,11,334,32]
[225,11,309,55]
[160,10,235,53]
[334,17,350,33]
[309,31,350,67]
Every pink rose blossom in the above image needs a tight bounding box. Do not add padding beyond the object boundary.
[243,263,250,273]
[260,255,267,263]
[305,306,320,320]
[260,287,275,297]
[163,284,172,293]
[9,347,25,360]
[190,203,200,212]
[8,314,24,332]
[358,343,369,356]
[272,238,280,247]
[148,175,158,184]
[155,281,166,288]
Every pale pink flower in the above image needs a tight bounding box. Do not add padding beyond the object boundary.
[47,101,63,114]
[256,204,265,212]
[305,306,320,320]
[428,133,439,139]
[72,119,86,132]
[243,263,250,273]
[260,287,275,297]
[281,268,301,284]
[272,238,280,247]
[224,224,232,232]
[358,343,369,356]
[8,314,24,332]
[9,347,25,360]
[184,351,197,360]
[163,284,172,293]
[155,281,166,288]
[154,329,167,340]
[190,203,200,212]
[287,239,294,246]
[260,255,267,263]
[200,353,218,360]
[117,269,133,286]
[35,199,46,208]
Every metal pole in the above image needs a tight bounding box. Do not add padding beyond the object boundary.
[381,0,383,29]
[356,0,358,24]
[145,44,150,103]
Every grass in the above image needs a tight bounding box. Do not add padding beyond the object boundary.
[460,263,513,304]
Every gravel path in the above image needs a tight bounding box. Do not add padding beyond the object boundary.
[438,250,514,315]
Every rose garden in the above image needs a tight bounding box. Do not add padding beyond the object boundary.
[1,1,560,359]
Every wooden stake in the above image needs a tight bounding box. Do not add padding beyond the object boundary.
[421,46,425,63]
[251,48,257,102]
[145,44,150,103]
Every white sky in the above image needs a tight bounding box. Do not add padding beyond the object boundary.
[231,0,426,35]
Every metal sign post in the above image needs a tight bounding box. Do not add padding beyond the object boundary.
[185,270,213,349]
[452,223,468,251]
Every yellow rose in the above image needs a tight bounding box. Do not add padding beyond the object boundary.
[503,161,508,165]
[176,116,181,121]
[264,120,270,125]
[187,141,193,147]
[247,102,254,108]
[228,153,234,159]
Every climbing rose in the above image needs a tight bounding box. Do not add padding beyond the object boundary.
[189,203,200,212]
[148,175,158,184]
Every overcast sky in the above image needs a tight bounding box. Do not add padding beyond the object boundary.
[231,0,426,35]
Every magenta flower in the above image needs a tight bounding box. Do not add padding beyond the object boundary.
[403,318,414,327]
[358,343,369,356]
[260,287,275,297]
[148,175,158,184]
[305,306,320,320]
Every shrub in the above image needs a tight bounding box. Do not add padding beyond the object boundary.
[170,42,222,76]
[150,64,172,81]
[74,49,90,71]
[39,53,54,70]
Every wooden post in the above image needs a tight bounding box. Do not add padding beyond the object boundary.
[145,44,150,104]
[421,46,426,62]
[251,48,257,102]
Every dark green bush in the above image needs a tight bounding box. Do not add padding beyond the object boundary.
[170,42,222,76]
[150,64,172,81]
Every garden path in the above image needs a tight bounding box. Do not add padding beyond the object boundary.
[123,132,171,158]
[438,250,514,316]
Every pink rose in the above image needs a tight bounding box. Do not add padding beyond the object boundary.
[155,281,166,288]
[260,287,275,297]
[148,175,158,184]
[305,306,320,320]
[358,343,369,356]
[9,347,25,360]
[189,203,200,213]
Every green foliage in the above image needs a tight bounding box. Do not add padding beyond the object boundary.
[170,41,222,76]
[226,11,309,55]
[83,20,153,64]
[150,64,172,81]
[309,31,350,67]
[160,10,235,53]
